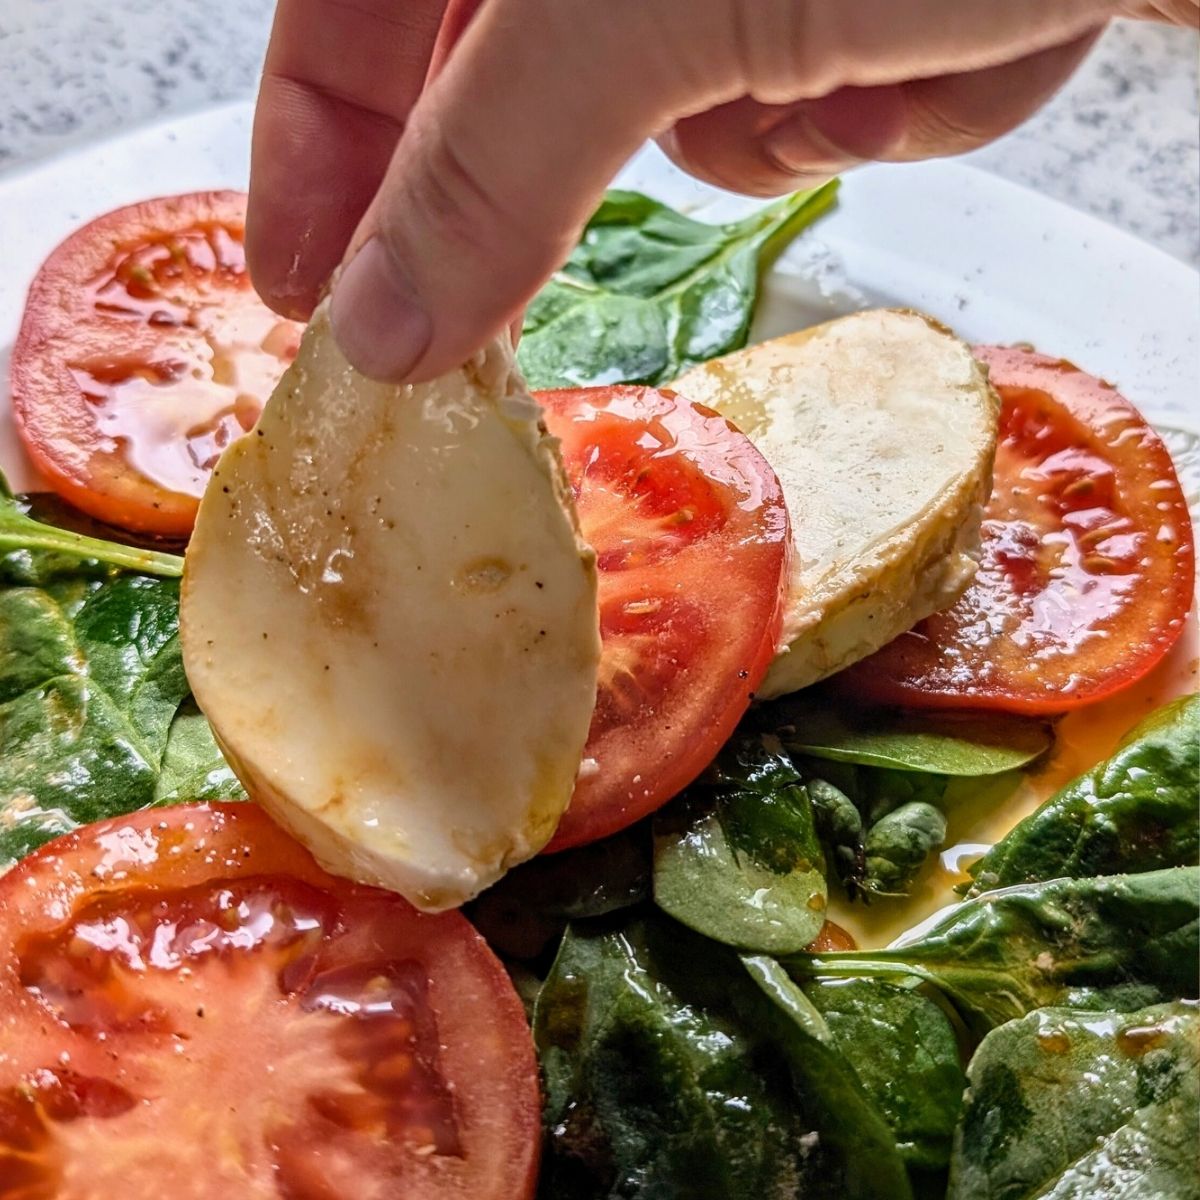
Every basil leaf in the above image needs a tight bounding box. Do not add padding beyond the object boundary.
[949,1002,1199,1200]
[770,694,1052,776]
[653,736,828,953]
[518,184,838,389]
[970,695,1199,893]
[534,914,910,1200]
[155,700,247,804]
[803,978,966,1170]
[785,868,1199,1034]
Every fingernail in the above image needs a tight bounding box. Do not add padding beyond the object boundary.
[330,236,432,381]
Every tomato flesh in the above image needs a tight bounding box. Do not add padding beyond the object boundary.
[839,347,1195,713]
[538,387,790,850]
[0,804,539,1200]
[11,192,301,536]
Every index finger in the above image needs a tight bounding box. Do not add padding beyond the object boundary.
[248,0,449,319]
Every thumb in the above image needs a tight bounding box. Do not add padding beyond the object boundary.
[328,0,724,382]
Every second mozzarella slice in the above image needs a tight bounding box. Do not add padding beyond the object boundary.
[674,309,998,698]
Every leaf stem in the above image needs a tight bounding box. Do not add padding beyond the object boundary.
[0,520,184,577]
[782,952,936,989]
[757,181,840,271]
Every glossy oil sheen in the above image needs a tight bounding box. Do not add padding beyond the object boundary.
[845,347,1195,712]
[538,386,790,851]
[74,221,299,498]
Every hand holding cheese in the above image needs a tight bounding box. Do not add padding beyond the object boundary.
[181,301,600,910]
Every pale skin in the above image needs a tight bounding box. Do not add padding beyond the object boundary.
[246,0,1198,383]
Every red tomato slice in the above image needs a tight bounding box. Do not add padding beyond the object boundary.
[839,346,1195,714]
[0,804,540,1200]
[11,192,302,537]
[537,386,790,851]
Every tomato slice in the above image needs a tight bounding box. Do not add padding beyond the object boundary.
[11,192,302,537]
[839,346,1195,714]
[537,386,790,851]
[0,804,540,1199]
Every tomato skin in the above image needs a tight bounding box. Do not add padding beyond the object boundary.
[805,922,857,953]
[0,804,539,1200]
[537,386,790,851]
[11,192,301,537]
[840,347,1195,714]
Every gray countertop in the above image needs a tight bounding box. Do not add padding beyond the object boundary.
[0,1,1197,267]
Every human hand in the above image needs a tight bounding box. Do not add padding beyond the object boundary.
[247,0,1197,383]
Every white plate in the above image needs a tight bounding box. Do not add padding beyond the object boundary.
[1,98,1197,493]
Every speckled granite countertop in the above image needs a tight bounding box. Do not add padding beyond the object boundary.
[0,2,1197,266]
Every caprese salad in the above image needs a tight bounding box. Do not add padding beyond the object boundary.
[0,184,1195,1200]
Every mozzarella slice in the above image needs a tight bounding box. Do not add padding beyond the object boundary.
[674,309,998,699]
[181,301,600,910]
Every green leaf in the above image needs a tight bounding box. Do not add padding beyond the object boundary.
[802,978,966,1170]
[806,777,866,890]
[970,695,1199,893]
[0,568,191,863]
[518,184,838,389]
[784,868,1200,1034]
[769,693,1052,776]
[534,914,910,1200]
[739,956,915,1193]
[653,736,827,953]
[791,762,948,898]
[0,485,234,864]
[467,822,651,959]
[829,764,949,828]
[0,471,182,578]
[862,802,948,898]
[949,1002,1200,1200]
[154,700,247,804]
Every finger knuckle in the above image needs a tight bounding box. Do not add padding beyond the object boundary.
[400,128,531,264]
[727,0,840,102]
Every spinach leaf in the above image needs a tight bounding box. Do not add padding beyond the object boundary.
[518,184,838,389]
[468,822,651,959]
[819,763,949,829]
[770,693,1052,776]
[534,914,910,1200]
[1,473,182,578]
[653,736,827,953]
[738,956,916,1192]
[0,566,192,863]
[949,1002,1199,1200]
[862,802,948,898]
[785,868,1199,1034]
[795,761,948,898]
[155,699,247,804]
[0,477,233,863]
[504,960,545,1022]
[806,777,865,889]
[970,695,1199,893]
[801,978,965,1170]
